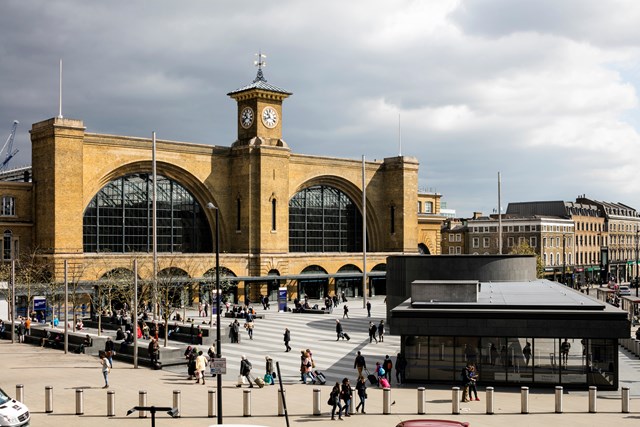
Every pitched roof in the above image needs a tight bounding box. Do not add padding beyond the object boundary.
[227,68,292,96]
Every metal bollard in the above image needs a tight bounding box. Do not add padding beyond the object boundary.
[139,390,147,418]
[15,385,24,403]
[452,387,460,414]
[622,387,629,414]
[588,386,597,413]
[107,390,115,417]
[486,387,494,415]
[278,389,286,416]
[417,387,426,415]
[555,386,563,413]
[45,386,53,413]
[243,389,251,417]
[173,390,181,418]
[383,388,391,414]
[208,390,215,418]
[312,388,321,416]
[521,387,529,414]
[350,387,356,415]
[75,389,84,415]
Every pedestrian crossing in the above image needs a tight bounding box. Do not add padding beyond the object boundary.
[164,297,400,386]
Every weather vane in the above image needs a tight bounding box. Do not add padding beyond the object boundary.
[253,51,267,82]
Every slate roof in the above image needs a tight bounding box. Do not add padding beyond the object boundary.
[227,68,292,96]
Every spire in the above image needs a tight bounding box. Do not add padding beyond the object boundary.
[253,51,267,83]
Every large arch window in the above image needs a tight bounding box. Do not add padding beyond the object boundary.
[83,173,212,253]
[289,185,363,253]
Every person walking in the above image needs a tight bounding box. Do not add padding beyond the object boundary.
[340,378,352,417]
[460,363,472,402]
[343,304,349,319]
[245,316,254,340]
[395,352,407,385]
[377,320,385,342]
[329,382,343,420]
[383,355,393,383]
[17,321,26,343]
[265,356,275,384]
[104,337,115,367]
[99,351,111,389]
[300,350,314,384]
[366,300,372,317]
[335,319,344,340]
[355,376,367,413]
[354,351,366,378]
[240,355,254,388]
[368,322,378,343]
[523,342,532,366]
[148,337,160,366]
[283,328,291,352]
[195,350,207,384]
[468,364,479,401]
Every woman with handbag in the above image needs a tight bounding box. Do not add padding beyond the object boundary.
[329,382,343,420]
[355,376,367,413]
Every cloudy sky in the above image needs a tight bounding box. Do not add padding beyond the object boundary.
[2,0,640,217]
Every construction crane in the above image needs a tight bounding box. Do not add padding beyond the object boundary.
[0,120,19,171]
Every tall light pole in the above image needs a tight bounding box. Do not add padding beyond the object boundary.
[206,202,222,424]
[636,228,639,297]
[562,234,567,286]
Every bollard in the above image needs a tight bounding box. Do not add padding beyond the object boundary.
[417,387,426,415]
[107,390,115,417]
[139,390,147,418]
[588,386,597,413]
[383,388,391,414]
[45,386,53,413]
[555,386,563,413]
[243,389,251,417]
[520,387,529,414]
[350,387,356,415]
[208,390,215,418]
[621,387,629,414]
[173,390,181,418]
[312,388,321,416]
[15,385,24,403]
[452,387,460,414]
[278,389,286,416]
[75,389,84,415]
[486,387,494,415]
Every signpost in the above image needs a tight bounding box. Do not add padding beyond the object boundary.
[210,358,227,375]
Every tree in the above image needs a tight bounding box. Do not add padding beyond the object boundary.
[509,241,545,278]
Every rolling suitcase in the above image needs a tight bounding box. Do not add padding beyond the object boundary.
[366,370,378,386]
[343,332,350,341]
[255,377,265,388]
[314,372,327,385]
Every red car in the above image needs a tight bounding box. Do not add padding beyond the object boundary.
[396,420,470,427]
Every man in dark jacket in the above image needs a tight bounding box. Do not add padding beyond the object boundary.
[283,328,291,352]
[240,355,253,388]
[335,320,344,340]
[368,322,378,343]
[353,351,366,378]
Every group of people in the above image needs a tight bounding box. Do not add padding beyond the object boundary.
[460,363,480,402]
[367,320,385,343]
[185,343,218,384]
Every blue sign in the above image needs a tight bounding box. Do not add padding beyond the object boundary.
[33,297,46,311]
[278,287,287,312]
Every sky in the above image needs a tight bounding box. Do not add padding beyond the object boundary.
[1,0,640,218]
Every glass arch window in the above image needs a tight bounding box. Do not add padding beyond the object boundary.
[289,185,363,252]
[83,173,212,253]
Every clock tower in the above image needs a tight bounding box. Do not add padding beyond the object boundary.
[227,56,292,147]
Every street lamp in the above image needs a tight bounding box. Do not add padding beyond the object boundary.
[636,228,639,297]
[206,202,222,425]
[562,234,567,286]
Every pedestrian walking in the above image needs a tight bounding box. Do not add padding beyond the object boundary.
[460,363,472,402]
[204,302,209,318]
[17,321,25,343]
[195,351,207,384]
[469,364,479,400]
[329,382,343,420]
[378,320,385,342]
[395,352,407,385]
[368,322,378,343]
[99,351,111,389]
[355,376,367,413]
[383,355,393,382]
[343,304,349,319]
[283,327,291,352]
[523,342,532,366]
[354,350,366,378]
[265,356,275,384]
[335,319,343,340]
[148,337,160,366]
[340,378,352,417]
[366,301,371,317]
[104,337,115,367]
[300,350,314,384]
[185,345,197,380]
[239,355,253,388]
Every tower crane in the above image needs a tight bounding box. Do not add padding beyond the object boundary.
[0,120,19,171]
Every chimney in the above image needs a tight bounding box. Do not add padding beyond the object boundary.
[472,211,483,219]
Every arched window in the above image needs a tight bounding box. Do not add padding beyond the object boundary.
[83,173,212,253]
[289,185,363,252]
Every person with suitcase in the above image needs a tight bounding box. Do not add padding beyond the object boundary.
[336,319,344,341]
[239,355,253,388]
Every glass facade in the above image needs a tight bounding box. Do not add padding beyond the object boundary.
[289,185,363,253]
[83,174,212,253]
[402,335,617,389]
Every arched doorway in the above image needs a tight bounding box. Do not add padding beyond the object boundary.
[335,264,362,298]
[298,265,328,300]
[203,267,238,305]
[418,243,430,254]
[370,263,387,296]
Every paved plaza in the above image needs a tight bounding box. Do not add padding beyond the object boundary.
[1,297,640,426]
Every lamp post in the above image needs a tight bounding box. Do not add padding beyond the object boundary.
[206,202,222,424]
[636,228,639,297]
[562,234,567,286]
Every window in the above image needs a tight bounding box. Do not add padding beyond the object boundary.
[456,234,462,242]
[449,234,455,242]
[472,237,480,248]
[289,185,363,253]
[1,196,15,216]
[530,237,537,248]
[507,237,514,247]
[519,237,525,245]
[483,237,490,248]
[417,201,422,213]
[82,173,212,253]
[449,247,456,254]
[271,198,277,231]
[424,202,433,213]
[456,246,461,254]
[543,237,547,247]
[2,229,12,260]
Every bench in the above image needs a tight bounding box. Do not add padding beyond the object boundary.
[113,342,185,367]
[223,312,265,319]
[292,308,329,314]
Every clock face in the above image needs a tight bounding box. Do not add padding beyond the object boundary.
[261,106,278,128]
[240,107,254,129]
